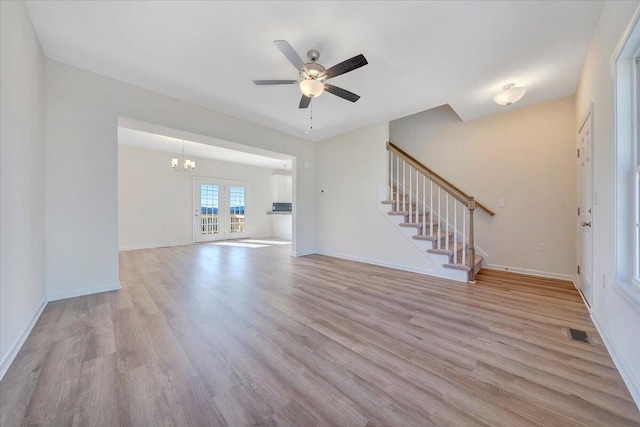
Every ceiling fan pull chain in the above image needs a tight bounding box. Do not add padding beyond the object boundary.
[310,99,313,132]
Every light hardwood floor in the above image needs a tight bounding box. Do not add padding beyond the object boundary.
[1,241,639,426]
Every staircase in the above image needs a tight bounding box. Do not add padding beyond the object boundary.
[382,142,495,283]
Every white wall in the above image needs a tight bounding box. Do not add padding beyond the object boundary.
[272,215,292,240]
[45,59,316,300]
[118,145,275,250]
[389,98,577,279]
[0,1,47,377]
[271,174,293,203]
[575,0,640,407]
[316,122,440,272]
[270,174,293,239]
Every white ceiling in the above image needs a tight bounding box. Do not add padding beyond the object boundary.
[26,1,603,141]
[118,127,292,171]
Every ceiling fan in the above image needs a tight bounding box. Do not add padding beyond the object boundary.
[253,40,368,109]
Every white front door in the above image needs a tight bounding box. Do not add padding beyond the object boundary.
[577,109,593,306]
[194,179,225,242]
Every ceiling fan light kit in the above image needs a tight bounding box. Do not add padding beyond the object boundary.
[253,40,368,110]
[300,78,324,97]
[493,83,526,106]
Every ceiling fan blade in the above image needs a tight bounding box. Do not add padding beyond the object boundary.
[274,40,309,73]
[321,54,368,80]
[253,80,298,85]
[324,84,361,103]
[299,95,312,109]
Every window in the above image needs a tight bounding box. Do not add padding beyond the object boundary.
[634,54,640,284]
[613,12,640,311]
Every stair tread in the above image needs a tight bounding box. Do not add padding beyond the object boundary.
[399,222,422,228]
[383,202,418,208]
[427,242,465,256]
[387,210,426,216]
[443,255,483,272]
[413,231,453,241]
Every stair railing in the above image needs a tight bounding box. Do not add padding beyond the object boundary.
[387,141,494,281]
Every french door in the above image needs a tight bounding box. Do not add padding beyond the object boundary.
[193,179,249,242]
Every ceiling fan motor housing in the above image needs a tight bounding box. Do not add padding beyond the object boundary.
[307,49,320,62]
[301,62,326,80]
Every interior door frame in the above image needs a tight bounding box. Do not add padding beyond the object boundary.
[577,104,594,306]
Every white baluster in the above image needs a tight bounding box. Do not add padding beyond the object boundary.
[409,165,412,223]
[403,161,406,212]
[422,174,426,235]
[415,169,419,224]
[445,194,450,252]
[462,205,466,266]
[396,155,399,211]
[388,151,392,200]
[437,187,441,249]
[454,200,458,264]
[430,181,433,237]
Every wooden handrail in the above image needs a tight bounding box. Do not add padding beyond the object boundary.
[387,141,495,216]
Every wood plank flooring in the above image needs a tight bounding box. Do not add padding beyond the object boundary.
[1,240,639,426]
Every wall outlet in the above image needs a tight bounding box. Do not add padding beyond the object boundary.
[603,273,606,288]
[498,198,505,207]
[537,243,547,252]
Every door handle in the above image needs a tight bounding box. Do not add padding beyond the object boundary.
[581,221,591,227]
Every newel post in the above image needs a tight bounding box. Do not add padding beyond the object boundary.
[467,197,476,282]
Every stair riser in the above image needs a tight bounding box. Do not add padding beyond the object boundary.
[417,224,440,235]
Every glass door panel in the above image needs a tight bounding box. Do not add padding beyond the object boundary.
[194,179,225,242]
[229,186,249,238]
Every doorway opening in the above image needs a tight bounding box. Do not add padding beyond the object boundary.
[116,119,294,252]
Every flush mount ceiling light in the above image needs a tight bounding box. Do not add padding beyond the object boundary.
[493,83,526,106]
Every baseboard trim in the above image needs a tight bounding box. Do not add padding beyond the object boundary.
[0,299,47,381]
[484,264,575,283]
[591,312,640,410]
[47,281,122,302]
[316,250,466,282]
[292,250,316,257]
[119,241,193,251]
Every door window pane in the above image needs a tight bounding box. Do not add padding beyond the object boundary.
[229,186,245,233]
[200,184,219,235]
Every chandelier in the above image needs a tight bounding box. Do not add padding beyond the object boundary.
[171,140,196,172]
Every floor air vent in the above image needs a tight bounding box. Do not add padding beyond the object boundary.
[569,328,589,343]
